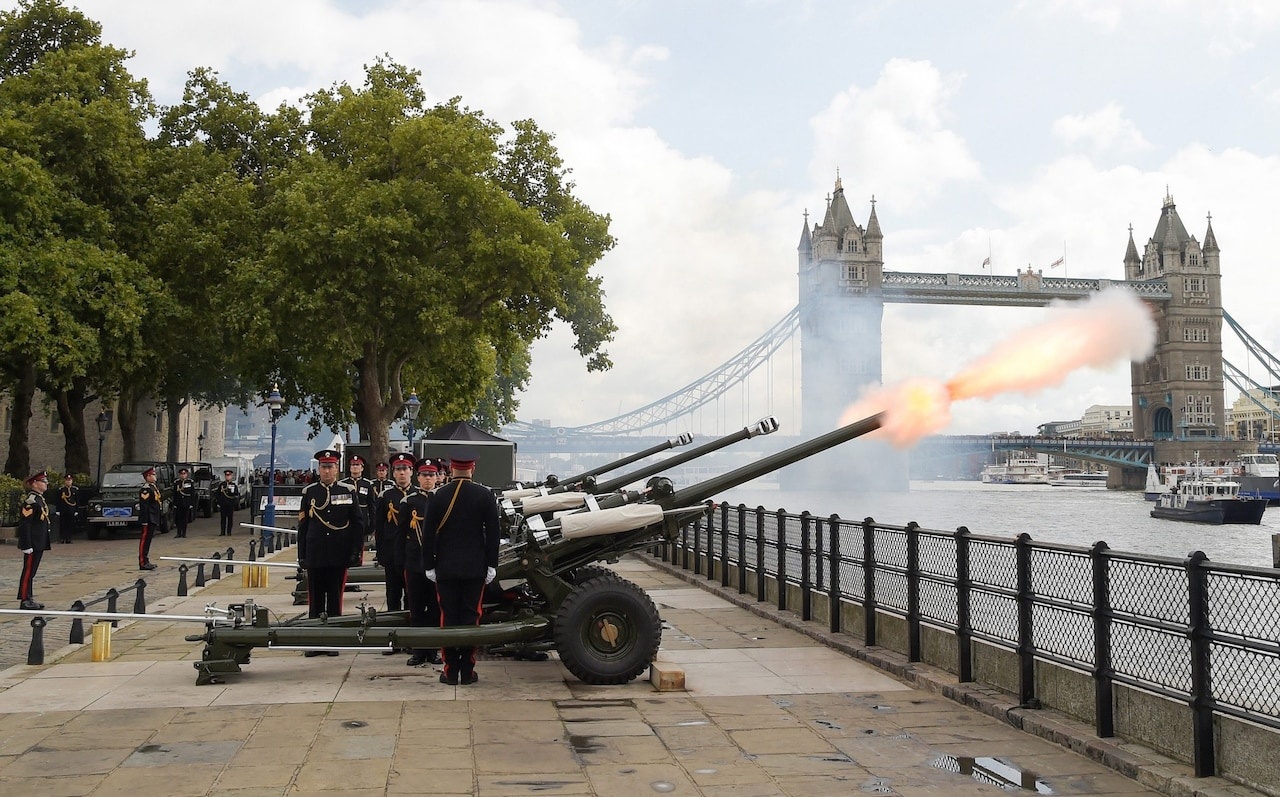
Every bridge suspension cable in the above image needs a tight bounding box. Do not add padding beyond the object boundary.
[523,305,800,436]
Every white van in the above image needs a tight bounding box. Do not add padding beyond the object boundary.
[207,455,255,508]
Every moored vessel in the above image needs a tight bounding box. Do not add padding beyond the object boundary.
[1049,471,1108,488]
[1149,478,1267,525]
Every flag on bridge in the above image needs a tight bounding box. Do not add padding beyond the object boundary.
[981,256,991,268]
[1049,256,1064,269]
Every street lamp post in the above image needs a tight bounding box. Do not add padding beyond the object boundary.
[404,390,421,457]
[95,411,109,487]
[263,385,286,549]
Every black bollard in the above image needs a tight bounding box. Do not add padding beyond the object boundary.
[195,562,207,588]
[27,616,46,665]
[248,538,258,562]
[178,564,189,597]
[265,533,275,554]
[225,547,235,574]
[133,578,147,614]
[69,600,86,645]
[211,552,221,580]
[105,588,120,627]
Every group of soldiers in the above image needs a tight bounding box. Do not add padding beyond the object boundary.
[296,447,501,686]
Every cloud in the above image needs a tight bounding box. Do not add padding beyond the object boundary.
[807,59,981,211]
[1052,103,1149,153]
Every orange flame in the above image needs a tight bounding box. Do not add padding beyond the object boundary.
[839,288,1156,448]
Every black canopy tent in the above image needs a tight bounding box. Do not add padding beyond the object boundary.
[417,422,516,487]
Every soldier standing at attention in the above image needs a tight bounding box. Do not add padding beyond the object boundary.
[373,453,415,614]
[173,467,195,538]
[371,461,393,501]
[16,470,51,609]
[340,454,374,565]
[215,469,239,536]
[398,460,442,666]
[422,449,500,685]
[137,467,162,570]
[297,448,366,655]
[54,473,82,543]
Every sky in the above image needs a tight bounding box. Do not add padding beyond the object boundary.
[21,0,1280,438]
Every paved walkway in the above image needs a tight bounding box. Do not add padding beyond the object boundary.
[0,516,1257,796]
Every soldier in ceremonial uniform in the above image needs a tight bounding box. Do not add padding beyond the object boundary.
[373,453,415,617]
[340,454,374,565]
[54,473,83,543]
[399,460,442,666]
[371,461,394,501]
[215,469,239,536]
[138,467,162,570]
[16,471,51,609]
[173,467,195,538]
[422,449,500,685]
[297,449,366,654]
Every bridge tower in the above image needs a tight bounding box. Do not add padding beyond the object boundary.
[793,175,905,489]
[1126,191,1237,463]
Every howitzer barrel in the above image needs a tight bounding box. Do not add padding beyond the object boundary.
[670,412,884,506]
[592,417,778,495]
[556,433,693,486]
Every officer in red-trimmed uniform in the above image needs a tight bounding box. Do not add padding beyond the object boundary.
[16,470,52,609]
[297,449,366,655]
[422,449,500,685]
[373,453,415,613]
[215,469,239,536]
[399,460,442,667]
[137,467,162,570]
[371,461,394,501]
[54,473,83,543]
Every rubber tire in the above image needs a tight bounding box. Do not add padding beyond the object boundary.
[553,575,661,685]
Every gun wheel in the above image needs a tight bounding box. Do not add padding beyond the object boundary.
[554,575,661,685]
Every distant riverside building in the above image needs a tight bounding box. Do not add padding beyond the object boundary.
[1080,404,1133,437]
[1038,419,1082,437]
[1230,387,1280,441]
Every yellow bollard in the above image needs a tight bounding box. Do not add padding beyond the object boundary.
[242,565,250,588]
[258,565,268,588]
[91,620,112,662]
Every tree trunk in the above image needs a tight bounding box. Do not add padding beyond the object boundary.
[3,362,35,478]
[355,349,405,466]
[54,380,93,476]
[117,387,142,461]
[166,397,188,461]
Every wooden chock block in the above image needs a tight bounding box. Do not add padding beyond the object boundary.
[648,661,685,692]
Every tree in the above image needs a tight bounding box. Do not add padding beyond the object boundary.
[239,60,616,464]
[0,0,154,476]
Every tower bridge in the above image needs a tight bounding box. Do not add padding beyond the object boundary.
[507,182,1279,487]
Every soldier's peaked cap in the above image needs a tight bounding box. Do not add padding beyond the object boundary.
[449,448,477,470]
[223,469,234,475]
[390,453,415,469]
[25,469,48,485]
[315,449,340,464]
[417,461,438,474]
[349,454,366,466]
[142,467,156,478]
[375,461,389,470]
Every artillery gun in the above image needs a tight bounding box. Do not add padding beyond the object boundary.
[186,412,883,686]
[500,433,694,495]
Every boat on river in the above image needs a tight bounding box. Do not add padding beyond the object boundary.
[980,457,1050,484]
[1144,455,1280,503]
[1149,478,1267,525]
[1049,471,1108,488]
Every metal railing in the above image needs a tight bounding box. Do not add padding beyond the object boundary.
[654,503,1280,780]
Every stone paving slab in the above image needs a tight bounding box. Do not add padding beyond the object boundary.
[0,532,1258,796]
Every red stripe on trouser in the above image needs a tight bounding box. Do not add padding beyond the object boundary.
[138,525,151,565]
[18,553,36,600]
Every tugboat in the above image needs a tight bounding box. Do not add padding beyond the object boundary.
[1149,478,1267,525]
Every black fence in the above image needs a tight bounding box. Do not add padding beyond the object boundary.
[654,503,1280,780]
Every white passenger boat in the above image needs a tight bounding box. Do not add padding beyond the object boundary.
[980,457,1050,484]
[1048,471,1108,488]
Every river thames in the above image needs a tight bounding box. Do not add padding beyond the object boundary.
[719,480,1280,570]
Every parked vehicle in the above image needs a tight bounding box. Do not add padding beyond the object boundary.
[184,461,215,517]
[86,462,176,539]
[207,455,254,509]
